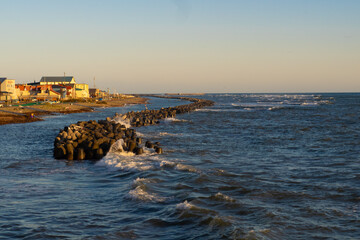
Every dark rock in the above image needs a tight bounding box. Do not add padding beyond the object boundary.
[54,145,66,159]
[155,146,163,154]
[127,140,137,152]
[66,152,74,161]
[135,147,144,155]
[54,95,214,161]
[77,148,86,160]
[95,148,104,159]
[66,143,74,155]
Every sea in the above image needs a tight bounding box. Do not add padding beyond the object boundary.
[0,93,359,240]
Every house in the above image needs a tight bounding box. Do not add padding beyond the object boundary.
[99,90,108,98]
[75,83,89,98]
[31,85,61,101]
[39,76,76,85]
[15,84,31,101]
[89,88,100,98]
[38,76,89,99]
[0,78,18,102]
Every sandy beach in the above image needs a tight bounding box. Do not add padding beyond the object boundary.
[0,96,147,125]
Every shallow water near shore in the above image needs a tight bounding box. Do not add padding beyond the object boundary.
[0,93,359,239]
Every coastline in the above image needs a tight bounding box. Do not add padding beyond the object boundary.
[0,96,147,126]
[53,95,214,160]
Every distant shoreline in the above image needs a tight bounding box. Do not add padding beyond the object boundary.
[164,93,205,96]
[0,96,147,126]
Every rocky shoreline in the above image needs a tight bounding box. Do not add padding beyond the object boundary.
[54,96,214,161]
[0,96,147,126]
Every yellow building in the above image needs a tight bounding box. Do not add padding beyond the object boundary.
[75,83,89,98]
[34,85,61,101]
[0,78,18,101]
[15,84,31,101]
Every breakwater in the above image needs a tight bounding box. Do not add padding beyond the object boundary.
[53,96,214,160]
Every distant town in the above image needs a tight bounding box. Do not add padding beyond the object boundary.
[0,76,115,105]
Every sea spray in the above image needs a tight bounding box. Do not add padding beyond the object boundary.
[54,96,214,161]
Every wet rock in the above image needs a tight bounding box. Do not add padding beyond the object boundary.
[155,146,163,154]
[77,148,86,160]
[127,140,137,152]
[145,141,154,149]
[54,145,66,159]
[54,96,214,161]
[135,147,144,155]
[95,148,104,159]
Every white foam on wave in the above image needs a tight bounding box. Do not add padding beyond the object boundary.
[214,192,236,202]
[159,132,179,137]
[164,117,177,122]
[128,185,166,202]
[175,163,199,173]
[301,102,318,106]
[268,106,284,111]
[108,139,125,152]
[164,117,189,123]
[96,139,153,171]
[97,139,201,173]
[128,177,166,202]
[135,131,145,137]
[160,160,177,168]
[160,160,200,173]
[195,108,246,112]
[176,200,195,210]
[175,200,234,228]
[132,177,157,186]
[112,115,131,128]
[96,153,154,171]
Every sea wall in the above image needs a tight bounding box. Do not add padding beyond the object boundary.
[54,96,214,160]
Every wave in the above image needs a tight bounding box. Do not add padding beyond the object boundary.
[164,117,189,123]
[96,140,152,171]
[175,200,233,228]
[224,94,335,112]
[132,177,158,185]
[97,141,200,174]
[211,192,236,202]
[175,163,199,173]
[176,200,199,211]
[160,160,200,173]
[159,132,180,137]
[127,185,166,202]
[112,115,131,128]
[195,108,249,112]
[127,177,167,202]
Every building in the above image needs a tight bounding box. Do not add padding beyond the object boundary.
[89,88,100,98]
[15,84,61,101]
[75,83,89,98]
[0,78,17,102]
[37,76,89,99]
[15,84,31,101]
[31,85,61,101]
[39,76,76,85]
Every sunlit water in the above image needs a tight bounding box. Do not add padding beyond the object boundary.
[0,94,359,239]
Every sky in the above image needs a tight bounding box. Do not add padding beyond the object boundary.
[0,0,359,93]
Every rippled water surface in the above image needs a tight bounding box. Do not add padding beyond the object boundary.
[0,94,359,239]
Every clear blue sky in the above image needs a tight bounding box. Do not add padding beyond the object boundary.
[1,0,359,93]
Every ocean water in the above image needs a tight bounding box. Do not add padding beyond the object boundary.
[0,93,359,239]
